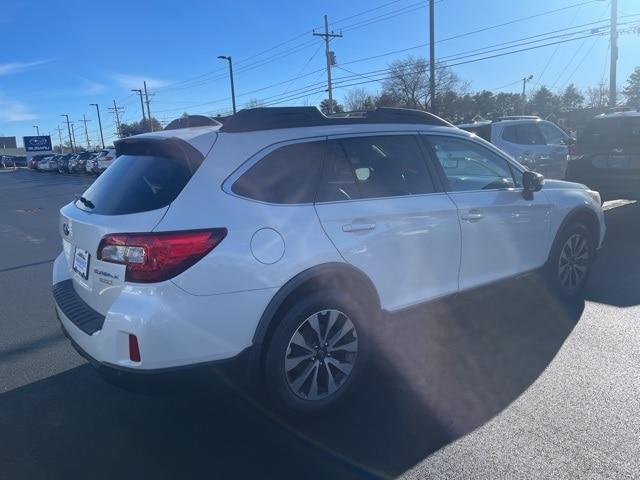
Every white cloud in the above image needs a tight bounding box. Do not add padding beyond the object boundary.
[0,95,37,122]
[112,73,169,90]
[78,78,107,95]
[0,59,57,76]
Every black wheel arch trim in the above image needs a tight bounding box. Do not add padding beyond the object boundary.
[549,205,601,261]
[252,262,381,347]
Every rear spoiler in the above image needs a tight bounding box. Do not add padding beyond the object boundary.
[114,136,205,175]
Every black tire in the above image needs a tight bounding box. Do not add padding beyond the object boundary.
[546,222,594,300]
[264,289,370,416]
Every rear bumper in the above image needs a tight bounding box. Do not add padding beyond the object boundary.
[57,311,256,384]
[52,252,275,374]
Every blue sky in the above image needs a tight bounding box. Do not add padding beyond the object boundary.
[1,0,639,147]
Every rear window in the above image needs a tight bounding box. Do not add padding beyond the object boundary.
[580,116,640,153]
[76,141,203,216]
[231,141,324,204]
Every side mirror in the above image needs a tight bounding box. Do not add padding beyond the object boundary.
[522,170,544,199]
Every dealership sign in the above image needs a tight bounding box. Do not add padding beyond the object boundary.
[23,135,53,152]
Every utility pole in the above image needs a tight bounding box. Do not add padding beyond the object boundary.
[217,56,237,114]
[55,126,64,153]
[109,100,124,138]
[78,114,92,149]
[131,89,146,122]
[609,0,618,107]
[70,123,77,150]
[90,103,105,149]
[313,15,342,114]
[60,114,74,153]
[429,0,436,114]
[143,81,153,131]
[521,75,534,115]
[32,125,40,136]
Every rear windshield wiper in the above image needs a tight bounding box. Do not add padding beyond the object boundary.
[78,196,95,209]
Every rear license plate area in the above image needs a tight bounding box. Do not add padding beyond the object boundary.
[73,247,90,280]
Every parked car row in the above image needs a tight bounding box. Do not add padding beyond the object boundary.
[1,155,28,168]
[29,149,117,175]
[458,116,575,180]
[457,110,640,200]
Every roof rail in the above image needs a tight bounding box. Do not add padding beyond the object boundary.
[494,115,541,121]
[218,106,453,132]
[164,115,222,131]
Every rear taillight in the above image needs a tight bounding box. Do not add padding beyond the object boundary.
[97,229,227,283]
[103,156,113,162]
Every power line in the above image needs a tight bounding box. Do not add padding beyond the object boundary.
[154,21,620,116]
[150,13,638,120]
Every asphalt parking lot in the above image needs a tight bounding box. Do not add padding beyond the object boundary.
[2,169,640,479]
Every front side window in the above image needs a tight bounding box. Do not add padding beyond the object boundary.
[428,136,516,192]
[539,122,568,146]
[232,141,324,204]
[317,135,435,202]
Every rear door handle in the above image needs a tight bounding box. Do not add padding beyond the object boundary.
[460,211,484,222]
[342,223,377,233]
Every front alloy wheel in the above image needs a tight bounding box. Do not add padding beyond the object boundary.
[558,232,590,293]
[549,223,594,299]
[284,309,358,401]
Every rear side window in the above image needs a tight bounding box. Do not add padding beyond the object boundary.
[231,141,324,204]
[77,140,204,215]
[317,135,435,202]
[502,124,545,145]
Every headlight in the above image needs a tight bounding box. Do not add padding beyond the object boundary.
[586,189,601,206]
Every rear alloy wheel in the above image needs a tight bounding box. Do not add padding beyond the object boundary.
[284,309,358,401]
[265,290,369,415]
[549,223,594,299]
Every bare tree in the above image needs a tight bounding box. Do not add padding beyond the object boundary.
[585,85,609,108]
[382,56,429,109]
[381,56,463,111]
[245,98,264,109]
[343,88,376,111]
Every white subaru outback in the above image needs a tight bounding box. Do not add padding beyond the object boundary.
[53,107,605,414]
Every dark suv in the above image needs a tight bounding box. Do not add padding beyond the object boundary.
[566,111,640,201]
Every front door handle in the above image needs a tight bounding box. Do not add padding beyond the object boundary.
[460,211,484,222]
[342,222,377,233]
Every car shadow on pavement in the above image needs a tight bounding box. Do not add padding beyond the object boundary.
[0,278,582,480]
[585,203,640,307]
[286,276,584,477]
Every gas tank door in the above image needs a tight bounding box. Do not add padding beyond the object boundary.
[251,228,285,265]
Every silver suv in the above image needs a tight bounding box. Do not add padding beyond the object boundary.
[458,117,574,180]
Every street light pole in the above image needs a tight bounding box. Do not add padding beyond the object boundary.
[90,103,105,149]
[60,114,74,153]
[429,0,436,114]
[521,75,533,115]
[32,126,40,136]
[218,55,237,114]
